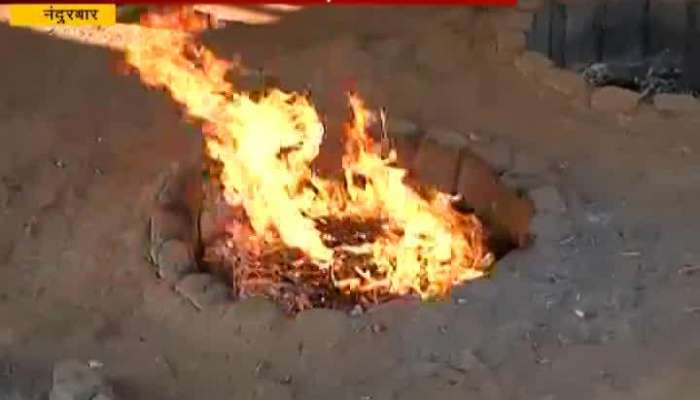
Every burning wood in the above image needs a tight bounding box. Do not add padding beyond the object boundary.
[124,7,493,313]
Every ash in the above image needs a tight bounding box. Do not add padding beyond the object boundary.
[202,212,402,315]
[581,50,699,99]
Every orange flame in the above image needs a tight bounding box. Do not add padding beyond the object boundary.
[124,8,492,300]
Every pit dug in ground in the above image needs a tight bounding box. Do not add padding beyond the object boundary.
[199,171,493,315]
[127,8,496,314]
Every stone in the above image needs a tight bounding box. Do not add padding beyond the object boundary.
[530,213,573,242]
[198,206,219,246]
[496,31,526,54]
[590,87,640,113]
[174,273,231,310]
[529,186,566,214]
[468,140,512,173]
[148,207,192,265]
[154,163,202,215]
[503,10,534,31]
[489,192,535,249]
[517,0,545,11]
[654,94,700,114]
[457,150,504,212]
[514,51,554,78]
[156,239,196,281]
[149,208,191,248]
[457,153,534,249]
[413,138,462,194]
[541,68,587,97]
[49,360,114,400]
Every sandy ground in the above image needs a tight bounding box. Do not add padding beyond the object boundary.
[1,5,700,400]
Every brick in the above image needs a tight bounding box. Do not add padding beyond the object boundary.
[468,140,513,173]
[155,162,202,216]
[457,149,503,213]
[458,152,534,248]
[590,87,639,113]
[149,208,191,249]
[488,190,534,249]
[157,239,196,281]
[414,138,462,194]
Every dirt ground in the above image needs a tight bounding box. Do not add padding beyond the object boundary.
[1,6,700,400]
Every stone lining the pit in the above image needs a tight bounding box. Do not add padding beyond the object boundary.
[144,117,577,315]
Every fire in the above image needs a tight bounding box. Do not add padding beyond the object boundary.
[125,8,492,306]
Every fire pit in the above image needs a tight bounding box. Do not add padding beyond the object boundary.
[129,8,494,314]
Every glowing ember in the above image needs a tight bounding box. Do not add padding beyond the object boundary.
[124,8,493,310]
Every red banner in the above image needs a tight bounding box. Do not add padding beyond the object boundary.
[14,1,517,5]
